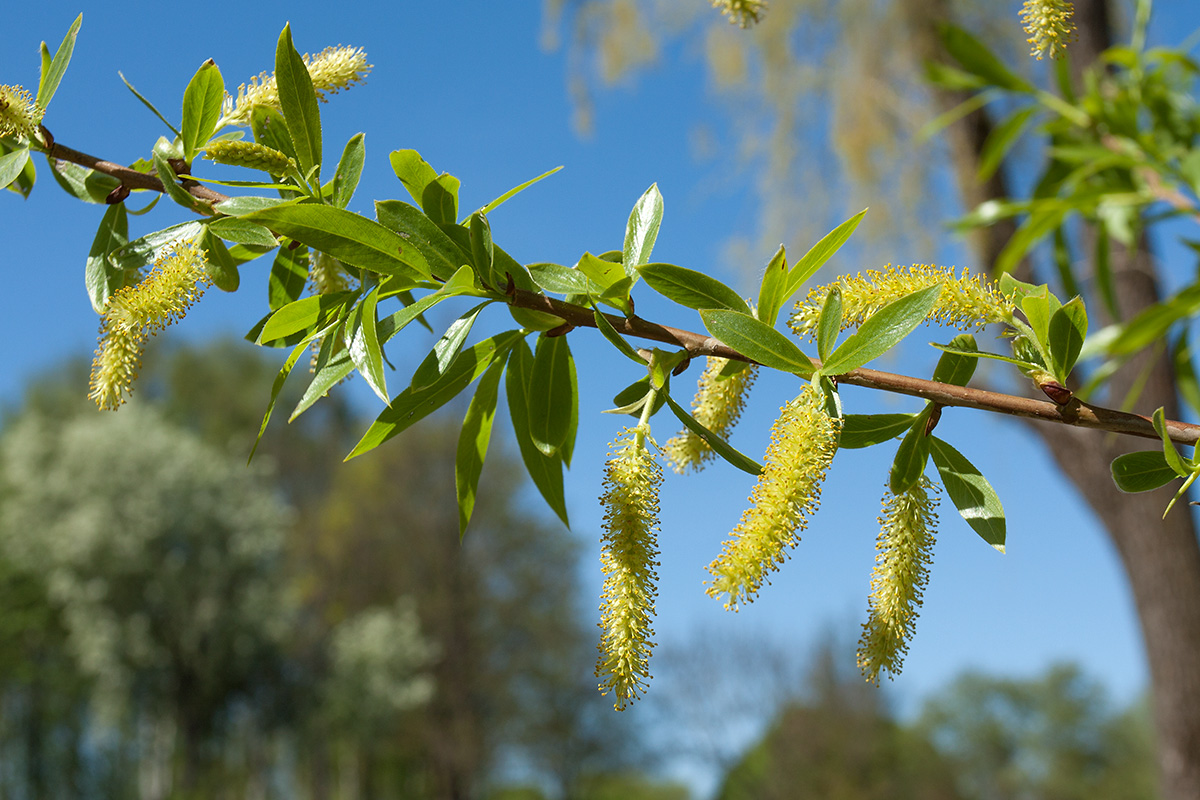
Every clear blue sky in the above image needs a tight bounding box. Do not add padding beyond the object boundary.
[3,1,1199,791]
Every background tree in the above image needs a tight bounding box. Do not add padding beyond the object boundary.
[543,2,1200,797]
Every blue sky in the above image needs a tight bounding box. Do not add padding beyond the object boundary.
[4,1,1200,789]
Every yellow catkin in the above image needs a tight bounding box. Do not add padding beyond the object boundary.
[710,0,768,28]
[204,140,295,176]
[706,384,840,610]
[0,84,44,140]
[1020,0,1076,60]
[788,264,1013,339]
[220,45,371,127]
[857,478,939,685]
[663,359,758,474]
[88,242,210,409]
[596,426,662,710]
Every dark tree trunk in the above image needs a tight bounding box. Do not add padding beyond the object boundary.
[902,1,1200,797]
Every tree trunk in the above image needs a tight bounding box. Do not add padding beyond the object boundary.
[903,1,1200,797]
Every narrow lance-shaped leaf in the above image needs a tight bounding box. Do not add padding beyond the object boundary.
[821,284,943,375]
[783,209,866,301]
[478,165,564,216]
[700,309,815,376]
[456,358,505,537]
[410,303,487,391]
[756,245,789,326]
[119,71,182,139]
[930,437,1006,552]
[932,333,978,386]
[85,203,128,313]
[1048,296,1087,381]
[331,132,366,209]
[268,243,308,310]
[1151,407,1191,478]
[527,334,575,457]
[816,285,843,362]
[0,148,30,192]
[662,392,762,475]
[37,13,82,108]
[889,409,933,495]
[346,286,388,403]
[637,263,751,315]
[181,59,225,161]
[347,331,522,460]
[840,414,917,450]
[505,340,569,527]
[623,183,663,279]
[275,23,322,180]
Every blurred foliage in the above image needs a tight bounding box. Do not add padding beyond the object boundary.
[0,337,642,799]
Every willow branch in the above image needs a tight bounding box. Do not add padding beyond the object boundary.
[43,136,1200,448]
[507,288,1200,447]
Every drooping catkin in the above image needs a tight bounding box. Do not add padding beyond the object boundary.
[788,264,1012,340]
[596,425,662,710]
[89,242,210,409]
[1020,0,1076,60]
[663,358,757,474]
[710,0,768,28]
[706,384,840,610]
[857,478,939,685]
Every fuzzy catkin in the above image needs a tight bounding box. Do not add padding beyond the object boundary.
[857,478,939,685]
[1020,0,1076,60]
[204,140,294,176]
[220,45,371,127]
[0,84,44,140]
[706,384,840,610]
[663,359,757,474]
[89,242,210,409]
[596,426,662,710]
[788,264,1012,340]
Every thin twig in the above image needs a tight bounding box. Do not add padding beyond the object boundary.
[49,137,1200,447]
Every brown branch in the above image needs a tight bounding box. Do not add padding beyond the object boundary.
[43,136,1200,449]
[508,288,1200,447]
[43,136,230,208]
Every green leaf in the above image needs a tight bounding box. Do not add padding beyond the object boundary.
[181,59,224,161]
[527,334,576,457]
[275,23,322,181]
[930,437,1007,552]
[1173,333,1200,417]
[411,304,486,391]
[821,284,942,375]
[85,203,129,313]
[1110,450,1178,494]
[528,263,590,295]
[152,152,206,213]
[1151,407,1191,478]
[930,341,1040,372]
[389,149,438,205]
[783,209,866,301]
[200,230,240,291]
[889,410,932,494]
[268,243,308,310]
[387,150,460,223]
[478,165,563,215]
[932,333,978,386]
[0,140,35,197]
[374,199,469,282]
[469,211,496,287]
[816,285,843,362]
[756,245,789,327]
[346,287,388,403]
[1109,283,1200,356]
[505,340,569,527]
[109,221,204,272]
[700,309,815,376]
[214,195,295,216]
[593,307,646,364]
[48,158,120,203]
[456,358,505,537]
[610,377,666,417]
[1094,220,1118,320]
[637,263,751,314]
[996,207,1065,276]
[244,204,431,281]
[207,217,278,247]
[978,106,1037,182]
[576,251,624,293]
[839,413,916,449]
[0,148,30,191]
[376,266,480,342]
[258,291,352,344]
[938,23,1034,93]
[1048,296,1087,381]
[663,392,762,475]
[348,331,522,460]
[250,106,299,166]
[623,183,663,278]
[331,132,365,209]
[118,71,182,139]
[37,14,82,109]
